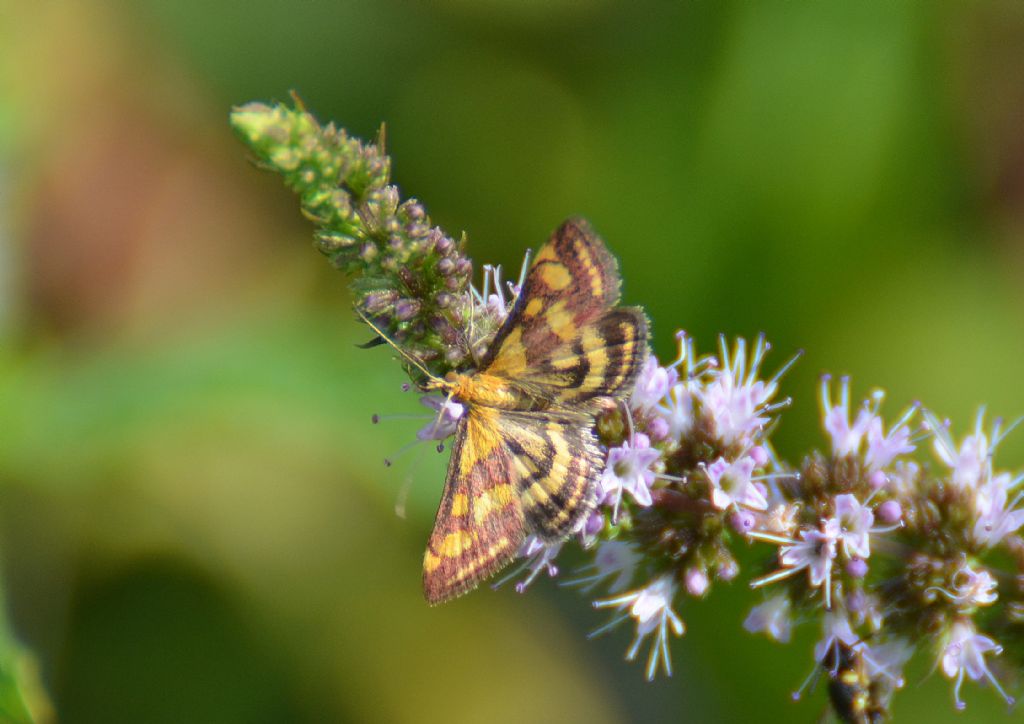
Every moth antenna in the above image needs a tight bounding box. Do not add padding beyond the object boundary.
[394,476,412,519]
[354,307,443,385]
[372,413,433,424]
[393,444,429,519]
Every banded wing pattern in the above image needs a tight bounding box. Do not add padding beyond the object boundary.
[484,220,647,407]
[423,410,524,604]
[422,407,604,603]
[498,408,604,540]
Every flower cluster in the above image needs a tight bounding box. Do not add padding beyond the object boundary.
[510,331,796,679]
[235,103,1024,721]
[741,379,1022,714]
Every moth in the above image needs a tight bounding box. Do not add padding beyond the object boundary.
[826,642,887,724]
[410,218,648,604]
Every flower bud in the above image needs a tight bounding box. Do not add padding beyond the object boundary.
[647,416,670,442]
[434,232,453,256]
[717,557,740,582]
[685,567,709,597]
[395,299,421,321]
[877,500,902,524]
[846,558,868,578]
[729,510,756,534]
[363,290,397,314]
[868,470,887,489]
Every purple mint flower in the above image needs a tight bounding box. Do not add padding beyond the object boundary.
[782,521,839,604]
[569,540,641,594]
[601,434,660,518]
[750,445,770,466]
[700,335,781,447]
[704,455,766,511]
[941,620,1014,710]
[507,535,563,593]
[942,433,988,490]
[886,459,921,498]
[575,510,606,549]
[814,611,861,669]
[927,409,1007,490]
[593,575,685,680]
[743,594,793,643]
[834,493,874,559]
[972,475,1024,548]
[812,616,909,690]
[927,563,998,608]
[631,355,677,412]
[864,412,916,470]
[750,519,840,609]
[717,558,740,581]
[845,589,883,630]
[657,380,697,440]
[863,639,913,687]
[416,395,465,440]
[759,502,800,536]
[820,375,875,458]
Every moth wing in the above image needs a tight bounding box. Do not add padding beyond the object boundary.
[482,218,620,372]
[422,405,604,603]
[483,219,649,404]
[423,408,524,605]
[496,408,603,541]
[522,306,648,406]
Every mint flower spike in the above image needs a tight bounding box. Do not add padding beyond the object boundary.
[233,101,1024,719]
[231,97,476,377]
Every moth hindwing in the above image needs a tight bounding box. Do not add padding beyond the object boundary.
[422,218,649,604]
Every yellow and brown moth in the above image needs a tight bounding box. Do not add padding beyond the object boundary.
[421,218,648,604]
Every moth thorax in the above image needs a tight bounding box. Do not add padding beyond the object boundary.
[446,371,521,409]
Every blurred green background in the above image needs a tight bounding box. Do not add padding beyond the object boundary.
[1,1,1024,722]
